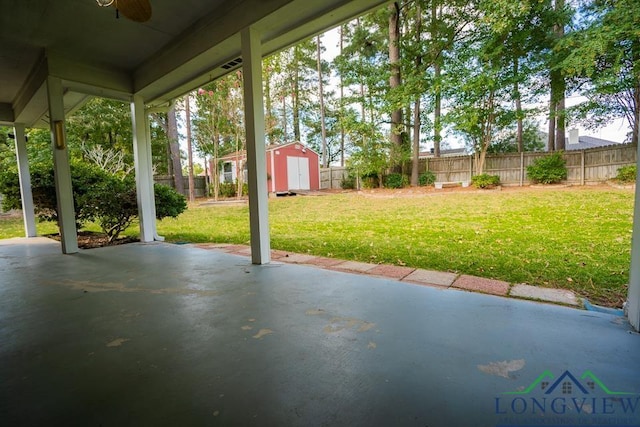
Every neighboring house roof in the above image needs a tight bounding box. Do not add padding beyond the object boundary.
[419,148,467,158]
[565,136,621,151]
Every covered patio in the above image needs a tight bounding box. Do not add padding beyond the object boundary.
[1,237,639,425]
[1,0,640,425]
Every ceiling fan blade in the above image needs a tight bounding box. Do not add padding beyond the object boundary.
[115,0,152,23]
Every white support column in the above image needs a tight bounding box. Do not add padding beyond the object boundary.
[626,144,640,331]
[131,94,158,242]
[13,123,37,237]
[241,26,270,265]
[47,76,78,254]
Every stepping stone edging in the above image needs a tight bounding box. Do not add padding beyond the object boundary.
[193,244,582,308]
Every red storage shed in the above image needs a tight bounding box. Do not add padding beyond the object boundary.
[219,142,320,194]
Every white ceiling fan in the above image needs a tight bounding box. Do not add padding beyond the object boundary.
[96,0,152,23]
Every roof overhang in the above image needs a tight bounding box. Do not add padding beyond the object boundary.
[0,0,389,128]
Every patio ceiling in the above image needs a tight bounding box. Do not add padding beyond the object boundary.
[0,0,389,128]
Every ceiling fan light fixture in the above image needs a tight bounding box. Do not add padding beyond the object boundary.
[96,0,115,6]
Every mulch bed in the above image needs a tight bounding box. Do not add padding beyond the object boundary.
[45,231,138,249]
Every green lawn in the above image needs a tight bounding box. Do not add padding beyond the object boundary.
[1,186,634,307]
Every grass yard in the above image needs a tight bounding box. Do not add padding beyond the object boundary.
[0,186,634,307]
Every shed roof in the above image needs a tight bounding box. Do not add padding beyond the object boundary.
[219,142,319,161]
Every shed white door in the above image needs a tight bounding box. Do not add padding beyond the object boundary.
[287,156,310,190]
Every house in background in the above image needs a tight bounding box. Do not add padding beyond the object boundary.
[219,142,320,194]
[564,129,622,151]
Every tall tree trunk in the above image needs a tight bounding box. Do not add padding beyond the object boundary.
[213,129,220,201]
[235,134,242,200]
[203,157,209,197]
[357,18,368,153]
[632,41,640,145]
[434,61,442,157]
[547,95,556,152]
[389,2,403,173]
[514,56,524,152]
[293,46,301,142]
[410,3,422,187]
[411,98,421,186]
[340,24,346,167]
[264,65,273,145]
[185,94,195,203]
[552,0,566,151]
[555,95,566,150]
[282,96,287,143]
[634,84,640,145]
[167,103,184,194]
[166,126,173,176]
[476,92,496,175]
[316,35,328,167]
[360,83,367,150]
[432,1,442,158]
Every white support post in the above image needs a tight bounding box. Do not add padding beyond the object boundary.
[131,94,159,242]
[241,26,270,265]
[626,144,640,331]
[13,123,37,237]
[47,76,78,254]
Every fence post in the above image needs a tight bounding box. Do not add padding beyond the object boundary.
[520,152,524,186]
[469,155,473,180]
[581,150,585,186]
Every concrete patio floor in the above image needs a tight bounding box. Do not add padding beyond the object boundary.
[1,238,639,426]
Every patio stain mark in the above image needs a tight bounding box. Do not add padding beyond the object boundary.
[477,359,526,379]
[252,329,274,339]
[357,322,376,332]
[323,317,376,334]
[305,309,377,335]
[241,325,253,331]
[367,341,377,349]
[106,338,130,347]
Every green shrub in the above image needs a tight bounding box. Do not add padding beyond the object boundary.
[218,182,236,198]
[614,165,637,183]
[361,177,378,189]
[78,176,139,242]
[527,152,567,184]
[0,162,109,225]
[218,182,248,198]
[0,167,20,212]
[0,162,187,242]
[471,173,500,189]
[384,173,408,189]
[154,184,188,219]
[419,171,436,186]
[341,175,356,190]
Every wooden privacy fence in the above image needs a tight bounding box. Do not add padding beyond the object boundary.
[420,144,637,186]
[154,175,207,197]
[320,167,349,190]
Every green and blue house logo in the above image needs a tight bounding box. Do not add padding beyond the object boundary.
[495,370,640,426]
